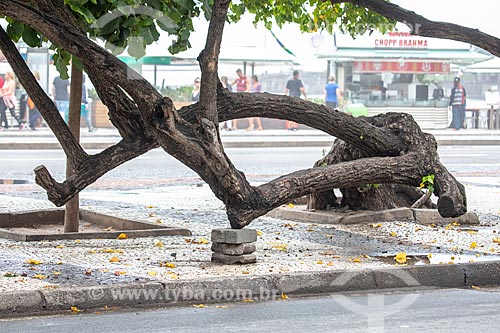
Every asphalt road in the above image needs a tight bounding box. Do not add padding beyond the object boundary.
[1,288,499,332]
[1,146,500,183]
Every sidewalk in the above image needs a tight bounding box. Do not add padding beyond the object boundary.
[1,127,500,149]
[0,182,499,316]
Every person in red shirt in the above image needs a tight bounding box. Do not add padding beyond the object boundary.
[230,69,249,129]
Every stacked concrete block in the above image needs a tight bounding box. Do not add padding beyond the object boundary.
[211,228,257,264]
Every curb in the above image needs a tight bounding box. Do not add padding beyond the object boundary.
[1,139,500,150]
[267,207,480,226]
[1,261,499,317]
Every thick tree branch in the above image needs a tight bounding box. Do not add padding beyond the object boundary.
[232,153,426,227]
[180,91,405,157]
[0,26,87,169]
[198,0,230,122]
[35,139,158,205]
[331,0,500,58]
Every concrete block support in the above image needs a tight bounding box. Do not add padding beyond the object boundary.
[211,242,256,256]
[211,228,258,264]
[211,228,257,244]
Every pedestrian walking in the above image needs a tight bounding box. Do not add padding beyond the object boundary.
[191,77,200,103]
[0,72,21,129]
[324,75,342,109]
[284,70,306,130]
[52,75,70,121]
[230,69,249,129]
[81,75,96,132]
[449,76,466,130]
[247,75,263,131]
[220,76,233,130]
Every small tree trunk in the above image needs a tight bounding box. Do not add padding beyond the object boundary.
[64,64,83,233]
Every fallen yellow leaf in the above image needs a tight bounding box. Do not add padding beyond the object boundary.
[148,271,158,277]
[100,249,124,254]
[55,245,65,249]
[394,252,407,264]
[287,203,295,208]
[351,257,361,263]
[242,299,254,303]
[493,238,500,244]
[215,305,227,309]
[117,233,128,240]
[192,238,209,244]
[316,260,323,265]
[242,271,250,274]
[155,241,164,248]
[371,223,382,228]
[109,256,121,263]
[467,230,478,235]
[70,306,81,313]
[470,242,478,249]
[160,262,176,268]
[114,271,126,276]
[146,205,155,208]
[32,274,46,279]
[427,254,433,259]
[26,259,42,265]
[271,243,288,252]
[327,261,333,266]
[193,304,205,308]
[471,285,481,290]
[390,231,397,237]
[414,227,423,232]
[281,292,289,300]
[53,271,61,276]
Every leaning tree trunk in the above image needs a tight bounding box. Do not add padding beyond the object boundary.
[308,113,436,211]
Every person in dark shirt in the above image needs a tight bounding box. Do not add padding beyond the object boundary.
[284,70,307,130]
[285,70,307,99]
[52,76,70,122]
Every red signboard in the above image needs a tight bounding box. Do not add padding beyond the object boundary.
[353,61,450,74]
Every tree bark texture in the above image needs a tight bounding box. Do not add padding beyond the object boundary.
[0,0,479,228]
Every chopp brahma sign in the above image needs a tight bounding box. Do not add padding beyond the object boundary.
[354,61,450,74]
[375,32,428,49]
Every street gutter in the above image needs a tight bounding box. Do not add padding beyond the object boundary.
[1,261,499,317]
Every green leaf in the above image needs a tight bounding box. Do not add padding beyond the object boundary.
[21,27,42,47]
[128,37,146,60]
[53,53,70,80]
[6,22,24,42]
[67,2,96,24]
